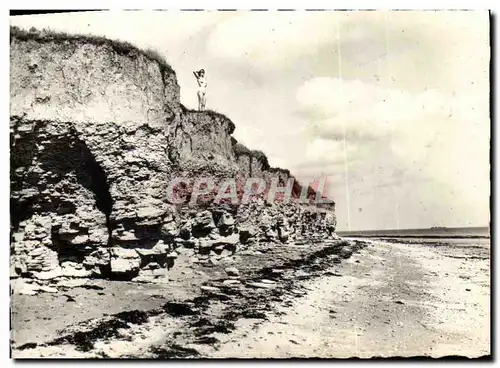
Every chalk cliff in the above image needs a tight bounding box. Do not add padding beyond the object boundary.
[10,27,336,283]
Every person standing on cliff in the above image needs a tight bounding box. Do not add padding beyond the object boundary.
[193,69,207,111]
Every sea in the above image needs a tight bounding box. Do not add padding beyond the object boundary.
[337,226,490,239]
[338,226,491,259]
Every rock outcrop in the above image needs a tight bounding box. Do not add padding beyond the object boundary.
[10,27,336,285]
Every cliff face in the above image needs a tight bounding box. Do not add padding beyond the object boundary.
[168,109,238,174]
[10,27,336,283]
[10,34,180,127]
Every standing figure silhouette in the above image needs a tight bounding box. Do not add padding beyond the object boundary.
[193,69,207,111]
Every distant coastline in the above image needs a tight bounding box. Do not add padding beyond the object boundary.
[337,226,490,239]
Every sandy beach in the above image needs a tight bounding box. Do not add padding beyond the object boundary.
[210,239,490,358]
[11,237,490,359]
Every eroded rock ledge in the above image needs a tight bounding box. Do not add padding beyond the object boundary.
[10,26,337,287]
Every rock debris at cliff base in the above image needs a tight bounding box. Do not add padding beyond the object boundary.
[11,239,365,358]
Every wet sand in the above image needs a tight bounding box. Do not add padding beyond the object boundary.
[11,238,490,359]
[210,239,490,358]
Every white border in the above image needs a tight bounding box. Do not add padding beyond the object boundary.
[2,0,497,10]
[3,1,496,367]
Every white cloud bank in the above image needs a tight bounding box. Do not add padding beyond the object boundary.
[206,12,337,71]
[293,77,490,230]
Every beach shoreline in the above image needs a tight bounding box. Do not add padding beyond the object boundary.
[208,238,490,358]
[11,237,490,358]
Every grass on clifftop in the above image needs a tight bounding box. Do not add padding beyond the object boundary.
[233,141,282,173]
[10,25,174,75]
[233,142,252,157]
[181,105,231,121]
[181,105,236,134]
[232,140,322,200]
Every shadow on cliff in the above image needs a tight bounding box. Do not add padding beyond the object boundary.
[10,121,113,246]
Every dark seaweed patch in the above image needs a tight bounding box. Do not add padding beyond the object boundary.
[150,344,200,359]
[16,342,38,350]
[163,302,198,317]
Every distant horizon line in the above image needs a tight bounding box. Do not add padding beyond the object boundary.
[336,225,490,233]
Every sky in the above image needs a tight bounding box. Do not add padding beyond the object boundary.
[10,10,490,231]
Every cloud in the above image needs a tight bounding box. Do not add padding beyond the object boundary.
[206,12,338,71]
[296,77,487,150]
[292,76,490,228]
[305,138,344,161]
